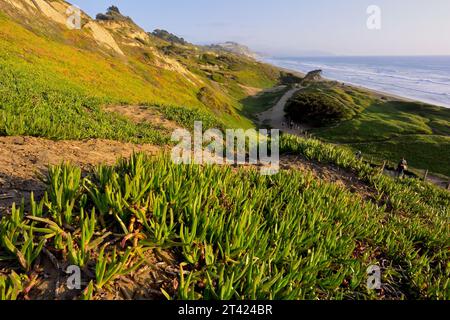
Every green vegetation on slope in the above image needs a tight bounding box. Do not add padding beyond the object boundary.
[285,82,375,126]
[314,100,450,142]
[0,12,200,108]
[0,62,159,143]
[0,59,226,143]
[1,139,448,300]
[1,1,448,302]
[284,82,450,177]
[313,100,450,177]
[0,11,290,132]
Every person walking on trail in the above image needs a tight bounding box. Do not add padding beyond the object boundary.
[397,158,408,179]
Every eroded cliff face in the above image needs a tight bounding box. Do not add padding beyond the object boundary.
[83,21,124,55]
[206,42,259,59]
[1,0,40,15]
[0,0,124,55]
[95,5,149,49]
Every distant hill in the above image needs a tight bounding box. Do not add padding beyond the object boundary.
[206,41,259,59]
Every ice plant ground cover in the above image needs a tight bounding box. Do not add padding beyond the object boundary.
[0,135,448,300]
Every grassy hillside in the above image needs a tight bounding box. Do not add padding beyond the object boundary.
[0,8,294,133]
[0,12,199,108]
[353,135,450,177]
[285,82,375,126]
[286,82,450,177]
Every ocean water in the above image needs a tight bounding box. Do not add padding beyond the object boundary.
[265,56,450,108]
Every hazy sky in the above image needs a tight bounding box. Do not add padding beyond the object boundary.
[70,0,450,56]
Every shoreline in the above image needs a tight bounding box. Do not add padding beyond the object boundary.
[280,65,421,104]
[266,60,450,109]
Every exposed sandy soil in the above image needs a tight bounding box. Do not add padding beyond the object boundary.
[0,136,161,215]
[2,0,35,13]
[104,105,181,131]
[238,84,264,96]
[84,21,125,55]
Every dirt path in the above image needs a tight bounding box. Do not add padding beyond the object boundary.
[257,87,311,134]
[1,96,447,217]
[256,86,449,190]
[0,137,162,215]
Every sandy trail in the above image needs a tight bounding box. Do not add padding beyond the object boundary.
[256,86,449,190]
[257,87,311,134]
